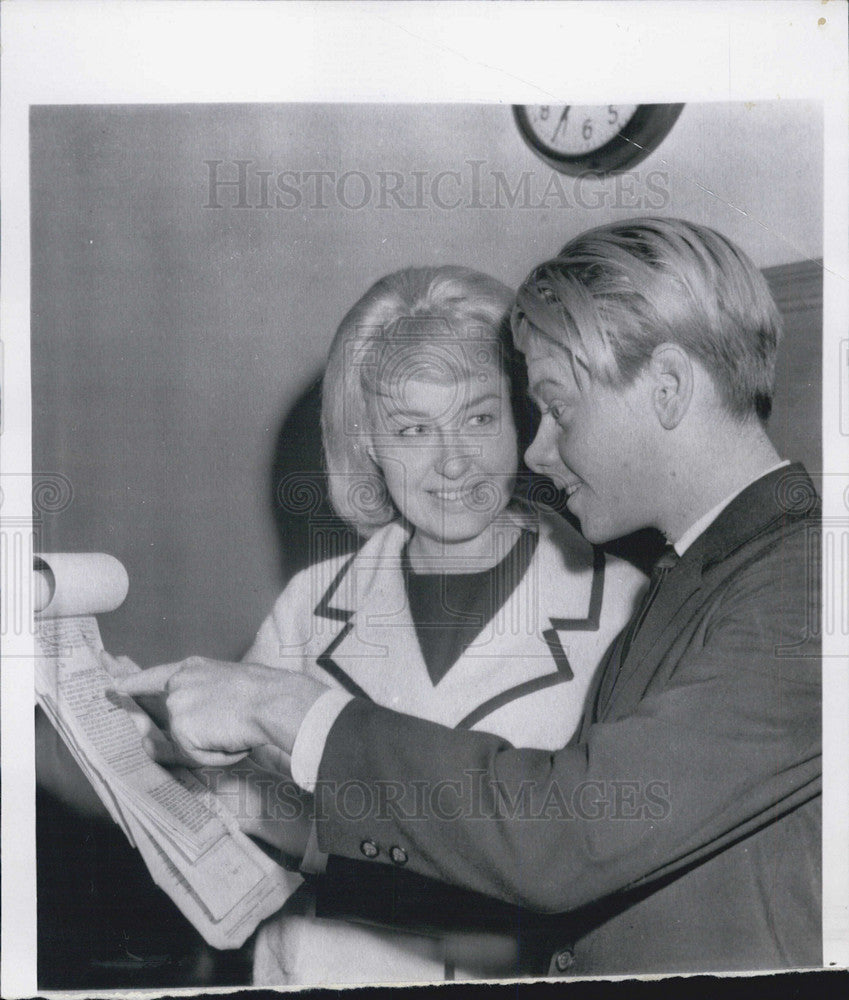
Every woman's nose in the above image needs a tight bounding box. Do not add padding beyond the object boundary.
[438,438,474,480]
[524,414,559,473]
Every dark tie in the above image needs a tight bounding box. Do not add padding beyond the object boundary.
[617,544,680,666]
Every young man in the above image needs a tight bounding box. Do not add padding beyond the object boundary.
[119,218,821,974]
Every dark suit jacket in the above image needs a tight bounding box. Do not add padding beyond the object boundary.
[312,463,822,975]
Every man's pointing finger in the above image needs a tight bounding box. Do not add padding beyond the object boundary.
[110,661,183,696]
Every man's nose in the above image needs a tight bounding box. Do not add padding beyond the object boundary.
[524,415,559,473]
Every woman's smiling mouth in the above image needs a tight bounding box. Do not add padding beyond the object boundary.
[430,488,473,502]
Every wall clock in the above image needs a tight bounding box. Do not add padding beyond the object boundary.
[513,103,684,176]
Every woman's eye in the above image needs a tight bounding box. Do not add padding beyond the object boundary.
[397,424,428,437]
[468,413,494,427]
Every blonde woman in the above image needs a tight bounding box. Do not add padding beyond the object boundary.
[241,266,645,984]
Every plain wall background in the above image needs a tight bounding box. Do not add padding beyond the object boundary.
[30,101,823,665]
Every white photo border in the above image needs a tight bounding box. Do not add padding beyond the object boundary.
[2,1,847,995]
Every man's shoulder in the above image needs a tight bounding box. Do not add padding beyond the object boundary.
[695,507,819,671]
[709,488,817,582]
[692,462,819,578]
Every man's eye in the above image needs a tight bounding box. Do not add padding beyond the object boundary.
[397,424,429,437]
[541,402,567,424]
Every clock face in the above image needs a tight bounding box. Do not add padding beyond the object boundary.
[513,103,684,176]
[523,105,640,157]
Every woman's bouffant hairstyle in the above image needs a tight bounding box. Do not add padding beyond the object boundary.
[512,217,783,423]
[321,266,523,537]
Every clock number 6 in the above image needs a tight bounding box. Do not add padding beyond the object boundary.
[582,118,593,141]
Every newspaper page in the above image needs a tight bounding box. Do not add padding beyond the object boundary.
[34,562,300,950]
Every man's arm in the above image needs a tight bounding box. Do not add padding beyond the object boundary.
[311,529,820,914]
[116,526,819,916]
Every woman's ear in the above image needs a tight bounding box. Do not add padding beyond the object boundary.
[648,343,693,430]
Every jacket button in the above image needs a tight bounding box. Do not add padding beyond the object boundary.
[554,949,575,972]
[359,839,379,859]
[389,846,408,866]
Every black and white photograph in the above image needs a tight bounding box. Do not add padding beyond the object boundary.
[2,2,847,995]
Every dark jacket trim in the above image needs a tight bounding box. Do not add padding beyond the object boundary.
[314,553,374,700]
[456,549,606,730]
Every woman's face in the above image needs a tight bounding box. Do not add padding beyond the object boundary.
[370,361,519,558]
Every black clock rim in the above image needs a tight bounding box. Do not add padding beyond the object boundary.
[513,103,685,176]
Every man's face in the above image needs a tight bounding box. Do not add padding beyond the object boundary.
[523,339,659,544]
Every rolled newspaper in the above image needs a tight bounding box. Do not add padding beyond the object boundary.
[34,552,129,617]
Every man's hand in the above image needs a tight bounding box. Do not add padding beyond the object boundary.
[110,656,329,767]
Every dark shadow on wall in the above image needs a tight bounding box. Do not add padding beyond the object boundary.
[269,375,360,586]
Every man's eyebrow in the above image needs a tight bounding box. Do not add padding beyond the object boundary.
[529,377,562,401]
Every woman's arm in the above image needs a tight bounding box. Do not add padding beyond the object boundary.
[193,758,313,857]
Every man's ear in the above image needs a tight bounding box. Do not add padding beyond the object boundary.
[648,343,693,430]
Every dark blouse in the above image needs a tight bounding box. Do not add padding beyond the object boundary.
[402,528,538,685]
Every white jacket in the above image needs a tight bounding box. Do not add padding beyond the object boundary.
[248,505,646,985]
